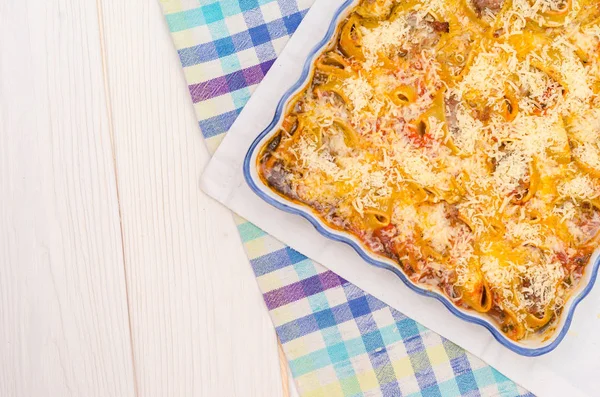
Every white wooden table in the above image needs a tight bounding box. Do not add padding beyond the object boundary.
[0,1,297,395]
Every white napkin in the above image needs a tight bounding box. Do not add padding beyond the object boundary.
[200,0,600,395]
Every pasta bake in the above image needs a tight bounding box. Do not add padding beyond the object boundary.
[257,0,600,341]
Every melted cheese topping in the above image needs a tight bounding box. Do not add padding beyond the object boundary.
[259,0,600,341]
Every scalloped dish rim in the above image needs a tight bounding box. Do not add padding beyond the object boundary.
[242,0,600,357]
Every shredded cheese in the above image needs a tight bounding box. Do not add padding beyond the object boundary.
[558,175,600,200]
[343,75,374,112]
[259,0,600,342]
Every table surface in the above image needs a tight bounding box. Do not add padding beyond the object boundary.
[0,1,298,396]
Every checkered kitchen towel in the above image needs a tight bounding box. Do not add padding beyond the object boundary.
[159,0,534,395]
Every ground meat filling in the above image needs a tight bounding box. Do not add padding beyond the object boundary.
[265,161,297,199]
[472,0,505,16]
[445,96,460,134]
[429,20,450,33]
[403,12,447,55]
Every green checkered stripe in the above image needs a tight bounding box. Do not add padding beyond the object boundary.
[159,0,533,395]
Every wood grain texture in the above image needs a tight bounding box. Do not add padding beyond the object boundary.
[97,0,286,396]
[0,0,288,395]
[0,0,136,396]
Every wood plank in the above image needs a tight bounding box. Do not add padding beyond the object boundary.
[97,1,285,395]
[0,1,136,396]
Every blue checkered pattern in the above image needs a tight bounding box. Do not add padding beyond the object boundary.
[159,0,535,395]
[165,0,311,144]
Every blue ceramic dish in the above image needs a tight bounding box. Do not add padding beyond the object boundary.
[243,0,600,356]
